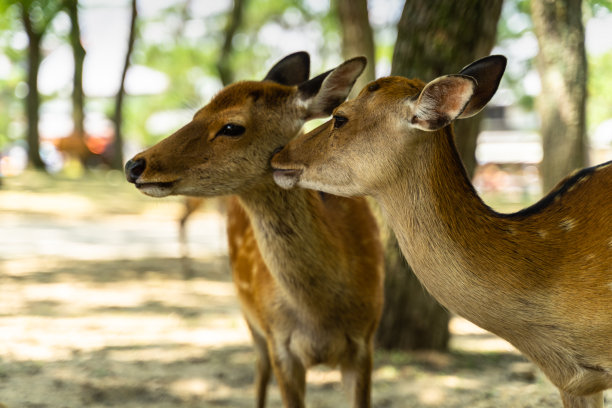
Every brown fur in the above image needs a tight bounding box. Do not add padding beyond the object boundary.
[126,63,383,408]
[272,69,612,407]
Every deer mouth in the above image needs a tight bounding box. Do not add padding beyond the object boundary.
[272,168,303,189]
[135,180,177,197]
[271,146,305,189]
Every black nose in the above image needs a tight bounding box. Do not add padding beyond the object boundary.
[125,158,146,183]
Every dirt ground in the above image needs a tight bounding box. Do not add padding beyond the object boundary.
[0,172,610,407]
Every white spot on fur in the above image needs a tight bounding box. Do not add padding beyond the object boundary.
[538,230,548,239]
[233,235,244,249]
[559,218,576,231]
[236,279,251,291]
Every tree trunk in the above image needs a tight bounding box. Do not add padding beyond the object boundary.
[111,0,137,170]
[22,7,45,170]
[531,0,587,193]
[374,0,503,351]
[217,0,246,86]
[336,0,376,98]
[67,0,87,165]
[392,0,502,178]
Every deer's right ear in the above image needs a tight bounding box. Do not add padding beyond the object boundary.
[263,51,310,86]
[297,56,367,119]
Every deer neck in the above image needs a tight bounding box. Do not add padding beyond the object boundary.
[376,128,535,334]
[237,179,346,311]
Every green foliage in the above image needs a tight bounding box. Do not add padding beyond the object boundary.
[0,2,25,149]
[587,51,612,129]
[3,0,608,166]
[124,0,343,146]
[585,0,612,18]
[12,0,64,35]
[494,0,536,112]
[497,0,612,123]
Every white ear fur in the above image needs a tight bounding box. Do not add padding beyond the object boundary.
[410,75,476,131]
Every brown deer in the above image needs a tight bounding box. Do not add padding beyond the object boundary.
[272,55,612,408]
[124,53,384,408]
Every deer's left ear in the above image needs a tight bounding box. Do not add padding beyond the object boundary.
[410,75,476,131]
[297,56,367,119]
[263,51,310,86]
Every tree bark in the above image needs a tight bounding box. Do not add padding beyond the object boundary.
[111,0,137,170]
[66,0,87,165]
[531,0,587,193]
[392,0,502,178]
[374,0,503,351]
[336,0,376,98]
[21,5,45,170]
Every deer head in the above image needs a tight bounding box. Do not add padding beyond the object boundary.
[125,52,366,197]
[272,55,506,197]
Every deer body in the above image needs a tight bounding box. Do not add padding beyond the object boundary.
[272,56,612,407]
[125,53,383,408]
[228,188,382,397]
[378,130,612,401]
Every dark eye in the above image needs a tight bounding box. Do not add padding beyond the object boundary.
[333,115,348,129]
[216,123,245,137]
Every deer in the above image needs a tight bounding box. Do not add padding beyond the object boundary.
[271,55,612,408]
[124,52,384,408]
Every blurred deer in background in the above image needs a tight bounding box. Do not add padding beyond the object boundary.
[272,55,612,408]
[125,53,384,408]
[177,196,203,278]
[177,196,227,279]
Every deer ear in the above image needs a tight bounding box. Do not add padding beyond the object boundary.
[297,56,367,119]
[263,51,310,86]
[457,55,506,118]
[410,75,476,131]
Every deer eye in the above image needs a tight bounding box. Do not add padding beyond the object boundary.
[333,115,348,129]
[216,123,246,137]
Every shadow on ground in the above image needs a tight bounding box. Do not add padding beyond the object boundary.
[0,255,594,407]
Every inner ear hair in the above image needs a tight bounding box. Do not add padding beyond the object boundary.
[411,75,476,131]
[298,69,332,100]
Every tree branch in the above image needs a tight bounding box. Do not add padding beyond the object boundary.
[216,0,246,86]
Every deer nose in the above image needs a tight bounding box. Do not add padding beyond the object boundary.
[125,158,146,183]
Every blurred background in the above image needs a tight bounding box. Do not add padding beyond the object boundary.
[1,0,611,407]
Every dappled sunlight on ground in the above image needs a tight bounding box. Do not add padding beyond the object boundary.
[1,172,610,407]
[0,253,577,407]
